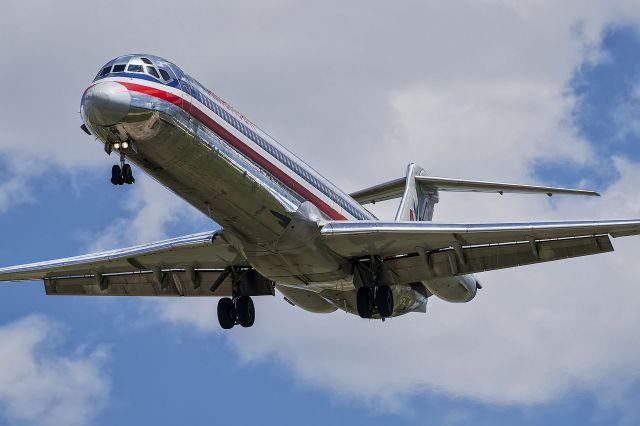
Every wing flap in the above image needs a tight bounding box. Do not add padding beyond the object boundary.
[383,235,613,283]
[320,219,640,258]
[44,269,274,297]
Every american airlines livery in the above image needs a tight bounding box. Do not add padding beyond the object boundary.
[1,54,639,329]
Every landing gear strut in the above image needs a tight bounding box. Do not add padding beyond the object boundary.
[357,285,394,319]
[357,287,373,318]
[217,296,255,329]
[110,148,134,185]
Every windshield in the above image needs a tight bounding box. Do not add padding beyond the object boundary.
[93,54,181,85]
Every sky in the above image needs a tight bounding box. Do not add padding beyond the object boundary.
[2,1,640,425]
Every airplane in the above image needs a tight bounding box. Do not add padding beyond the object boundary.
[1,53,639,330]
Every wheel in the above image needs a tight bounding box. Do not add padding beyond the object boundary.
[356,286,373,318]
[110,165,122,185]
[236,296,255,328]
[375,285,394,318]
[122,164,134,184]
[217,297,236,329]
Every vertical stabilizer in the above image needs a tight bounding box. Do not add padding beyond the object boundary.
[394,164,439,221]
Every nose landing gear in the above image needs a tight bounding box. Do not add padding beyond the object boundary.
[110,148,134,185]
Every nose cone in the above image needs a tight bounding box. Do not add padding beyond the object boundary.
[82,82,131,126]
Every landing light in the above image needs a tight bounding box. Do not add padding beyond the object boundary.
[121,141,129,149]
[113,142,121,149]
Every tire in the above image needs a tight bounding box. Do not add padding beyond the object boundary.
[375,285,394,318]
[236,296,255,328]
[122,164,133,184]
[217,297,236,329]
[110,165,122,185]
[356,286,373,318]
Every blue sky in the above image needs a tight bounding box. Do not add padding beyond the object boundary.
[2,2,640,426]
[535,26,640,190]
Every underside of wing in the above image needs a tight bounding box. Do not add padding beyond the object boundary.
[320,219,640,281]
[0,228,272,297]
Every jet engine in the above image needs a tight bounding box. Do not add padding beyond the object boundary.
[424,275,478,303]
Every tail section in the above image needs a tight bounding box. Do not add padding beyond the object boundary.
[395,164,439,221]
[348,163,600,221]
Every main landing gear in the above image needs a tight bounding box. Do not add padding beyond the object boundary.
[217,296,255,329]
[354,257,394,319]
[110,147,134,185]
[357,285,393,319]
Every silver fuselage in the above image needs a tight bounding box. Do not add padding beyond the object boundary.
[81,54,473,316]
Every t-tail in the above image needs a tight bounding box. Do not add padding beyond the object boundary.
[349,163,600,222]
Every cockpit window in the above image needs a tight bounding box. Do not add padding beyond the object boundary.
[159,69,171,81]
[146,66,160,79]
[95,56,181,84]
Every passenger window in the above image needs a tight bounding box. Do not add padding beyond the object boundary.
[127,64,144,73]
[159,69,171,81]
[146,66,160,78]
[112,64,126,72]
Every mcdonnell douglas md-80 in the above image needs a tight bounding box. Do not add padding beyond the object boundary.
[1,54,639,329]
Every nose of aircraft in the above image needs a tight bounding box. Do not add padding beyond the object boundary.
[82,82,131,126]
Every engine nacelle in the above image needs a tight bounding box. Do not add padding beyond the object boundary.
[276,284,338,313]
[424,275,478,303]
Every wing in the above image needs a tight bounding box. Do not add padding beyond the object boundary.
[320,219,640,282]
[0,228,272,297]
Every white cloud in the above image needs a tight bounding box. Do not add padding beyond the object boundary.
[147,160,640,410]
[136,0,640,412]
[0,315,109,426]
[0,176,32,213]
[150,299,219,333]
[88,175,204,251]
[3,0,640,416]
[613,80,640,141]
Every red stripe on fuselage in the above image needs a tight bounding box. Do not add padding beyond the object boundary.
[118,81,347,220]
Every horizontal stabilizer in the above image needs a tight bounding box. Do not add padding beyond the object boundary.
[349,174,599,204]
[414,176,600,196]
[349,177,406,204]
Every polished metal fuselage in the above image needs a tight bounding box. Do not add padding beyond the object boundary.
[86,85,347,276]
[81,57,432,317]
